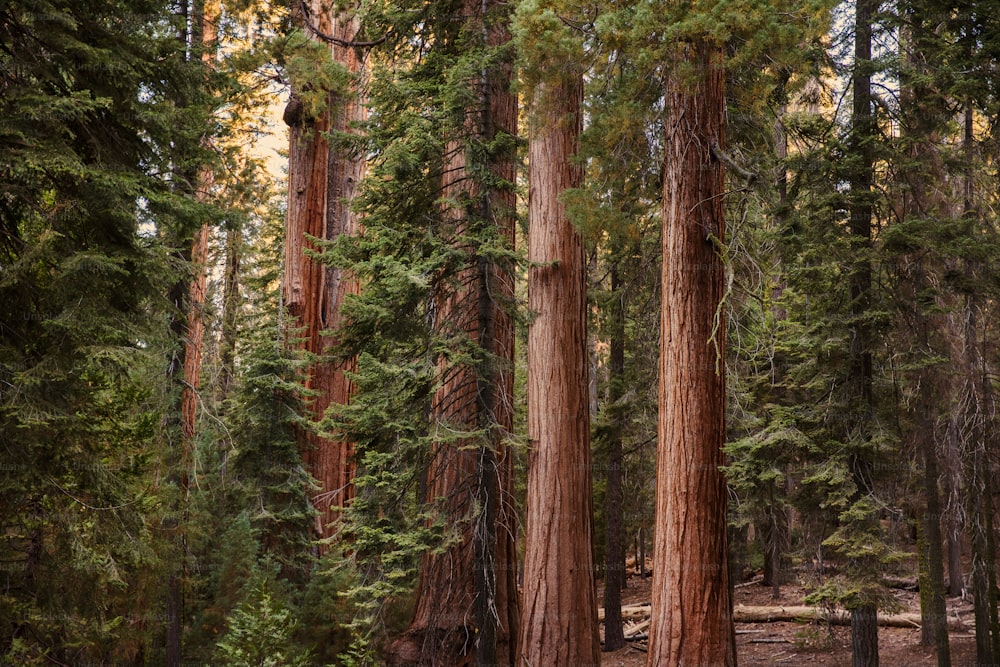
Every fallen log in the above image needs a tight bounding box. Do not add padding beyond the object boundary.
[597,603,650,622]
[732,605,969,632]
[598,604,969,632]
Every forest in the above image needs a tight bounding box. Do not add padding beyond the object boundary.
[3,0,1000,665]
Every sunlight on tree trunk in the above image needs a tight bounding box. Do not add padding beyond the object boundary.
[282,0,364,541]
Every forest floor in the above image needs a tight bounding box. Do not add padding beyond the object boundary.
[600,573,979,666]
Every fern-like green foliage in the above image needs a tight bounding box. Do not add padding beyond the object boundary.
[214,567,314,667]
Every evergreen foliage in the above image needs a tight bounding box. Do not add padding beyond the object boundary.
[0,0,213,661]
[5,0,1000,662]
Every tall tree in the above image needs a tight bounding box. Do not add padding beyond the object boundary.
[517,17,600,664]
[647,39,735,667]
[892,4,951,661]
[384,0,520,659]
[845,1,880,663]
[0,0,214,662]
[281,0,365,539]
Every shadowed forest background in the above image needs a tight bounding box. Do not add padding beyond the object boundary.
[3,0,1000,665]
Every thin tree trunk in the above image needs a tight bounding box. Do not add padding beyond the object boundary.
[218,225,241,403]
[847,0,878,662]
[167,3,217,661]
[282,0,363,540]
[519,71,601,666]
[943,421,964,598]
[898,12,950,660]
[966,299,1000,665]
[647,41,735,667]
[763,84,791,601]
[603,261,626,652]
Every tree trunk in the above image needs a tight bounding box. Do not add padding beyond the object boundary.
[761,501,790,598]
[852,605,879,667]
[167,3,218,661]
[387,0,519,662]
[943,421,964,598]
[847,0,878,662]
[218,225,241,403]
[603,261,626,652]
[647,41,735,667]
[898,12,950,660]
[518,72,601,666]
[966,298,1000,666]
[763,84,791,601]
[282,0,364,541]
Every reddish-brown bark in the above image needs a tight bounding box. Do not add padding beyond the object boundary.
[518,73,601,667]
[283,1,363,540]
[180,0,218,446]
[647,42,735,667]
[387,0,519,662]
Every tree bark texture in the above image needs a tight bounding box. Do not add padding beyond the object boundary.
[647,41,735,667]
[387,0,519,662]
[283,0,364,540]
[518,73,601,667]
[964,297,1000,666]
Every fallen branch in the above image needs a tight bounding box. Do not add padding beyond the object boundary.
[624,619,650,639]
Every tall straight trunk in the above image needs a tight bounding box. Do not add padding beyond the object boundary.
[965,298,1000,665]
[483,5,521,656]
[603,261,626,652]
[958,66,1000,661]
[647,41,734,667]
[942,425,964,598]
[917,424,949,661]
[167,3,217,662]
[763,83,791,600]
[518,72,601,666]
[218,225,241,403]
[847,0,878,662]
[898,12,950,661]
[282,0,364,540]
[387,0,519,662]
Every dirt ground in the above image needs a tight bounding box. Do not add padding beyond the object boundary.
[600,574,979,667]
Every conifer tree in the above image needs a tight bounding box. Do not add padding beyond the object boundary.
[648,38,735,667]
[320,0,520,657]
[282,0,365,541]
[0,0,215,662]
[382,0,520,659]
[515,0,600,660]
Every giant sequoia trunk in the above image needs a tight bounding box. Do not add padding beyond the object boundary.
[282,0,364,540]
[647,41,735,667]
[386,0,519,662]
[518,73,601,666]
